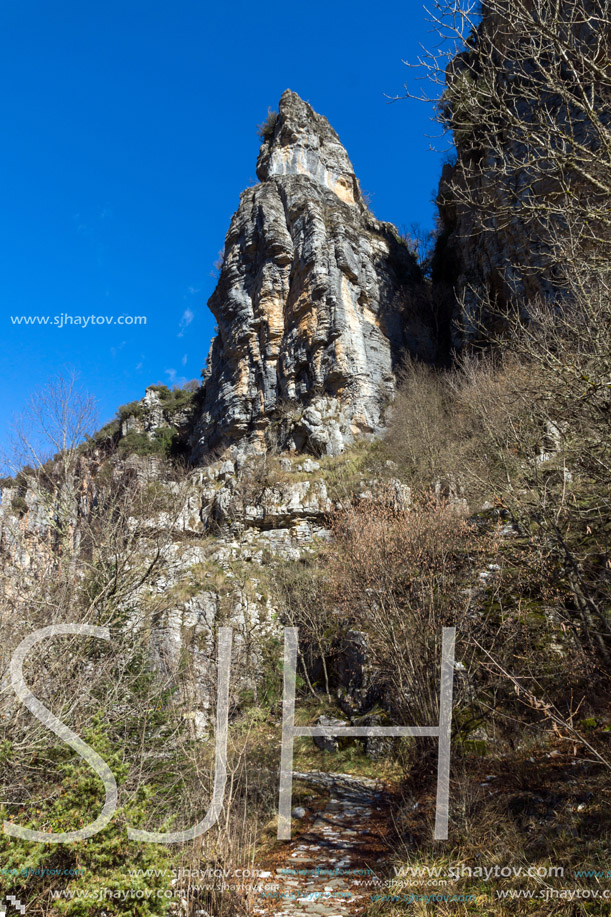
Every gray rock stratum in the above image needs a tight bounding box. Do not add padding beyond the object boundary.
[191,89,434,461]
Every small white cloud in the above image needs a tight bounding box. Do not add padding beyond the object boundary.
[178,308,195,337]
[165,368,188,387]
[181,354,188,366]
[187,286,201,295]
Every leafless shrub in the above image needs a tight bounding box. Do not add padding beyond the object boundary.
[326,496,480,733]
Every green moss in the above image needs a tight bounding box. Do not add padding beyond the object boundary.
[461,738,489,757]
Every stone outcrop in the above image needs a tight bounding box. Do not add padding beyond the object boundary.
[190,90,435,461]
[117,384,196,450]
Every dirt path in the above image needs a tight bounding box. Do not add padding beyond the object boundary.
[252,772,393,917]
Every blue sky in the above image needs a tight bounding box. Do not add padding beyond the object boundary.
[0,0,449,451]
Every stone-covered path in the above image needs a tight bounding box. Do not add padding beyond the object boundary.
[252,772,392,917]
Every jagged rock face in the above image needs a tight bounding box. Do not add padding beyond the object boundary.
[191,90,433,461]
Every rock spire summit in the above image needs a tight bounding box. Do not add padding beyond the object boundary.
[256,89,364,208]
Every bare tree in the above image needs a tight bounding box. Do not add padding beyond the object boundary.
[7,369,97,477]
[400,0,611,292]
[1,371,98,549]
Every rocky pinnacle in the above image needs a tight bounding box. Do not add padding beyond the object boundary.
[191,90,434,461]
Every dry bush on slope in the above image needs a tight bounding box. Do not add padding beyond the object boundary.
[326,497,485,747]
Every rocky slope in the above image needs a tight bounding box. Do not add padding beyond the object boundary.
[0,443,410,750]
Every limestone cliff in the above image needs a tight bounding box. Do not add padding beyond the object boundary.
[190,90,434,460]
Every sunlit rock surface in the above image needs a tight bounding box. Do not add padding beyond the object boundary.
[191,90,434,460]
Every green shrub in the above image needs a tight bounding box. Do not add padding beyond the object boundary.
[146,384,198,415]
[10,495,28,516]
[0,725,174,915]
[146,384,171,398]
[256,108,278,140]
[116,432,152,456]
[117,427,177,459]
[117,401,145,423]
[93,419,121,442]
[152,427,177,455]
